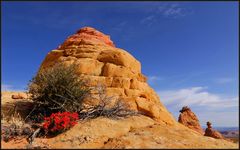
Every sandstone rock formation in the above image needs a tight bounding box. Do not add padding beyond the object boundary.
[38,27,175,125]
[204,121,224,139]
[178,106,204,135]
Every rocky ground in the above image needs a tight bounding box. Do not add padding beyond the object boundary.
[1,91,239,149]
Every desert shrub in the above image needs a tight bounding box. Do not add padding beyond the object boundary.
[1,107,33,142]
[79,85,138,120]
[27,63,91,117]
[43,112,78,135]
[27,62,137,124]
[2,123,33,142]
[2,123,21,142]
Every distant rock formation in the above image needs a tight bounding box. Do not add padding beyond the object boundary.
[11,93,27,99]
[178,106,204,135]
[220,130,239,138]
[38,27,175,125]
[204,121,224,139]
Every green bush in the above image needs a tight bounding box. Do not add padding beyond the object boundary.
[28,63,91,114]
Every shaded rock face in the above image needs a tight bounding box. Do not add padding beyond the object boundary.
[204,122,224,139]
[38,27,175,125]
[178,106,204,135]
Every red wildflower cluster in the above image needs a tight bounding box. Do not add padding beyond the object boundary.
[43,112,78,134]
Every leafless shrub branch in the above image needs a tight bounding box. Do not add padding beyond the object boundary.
[79,85,138,120]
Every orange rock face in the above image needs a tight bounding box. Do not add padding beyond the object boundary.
[38,27,176,125]
[178,106,204,135]
[58,27,115,49]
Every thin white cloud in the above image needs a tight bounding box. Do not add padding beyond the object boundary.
[147,76,164,85]
[148,75,162,81]
[163,4,186,18]
[140,3,192,27]
[158,86,239,126]
[1,84,26,92]
[158,86,238,109]
[1,84,13,91]
[112,21,128,31]
[198,111,239,127]
[140,15,155,25]
[215,77,234,84]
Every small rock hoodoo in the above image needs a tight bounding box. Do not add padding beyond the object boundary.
[178,106,204,134]
[38,27,175,125]
[204,121,224,139]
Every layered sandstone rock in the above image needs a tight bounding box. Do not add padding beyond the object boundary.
[38,27,175,125]
[178,106,204,135]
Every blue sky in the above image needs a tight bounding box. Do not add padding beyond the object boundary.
[2,2,239,127]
